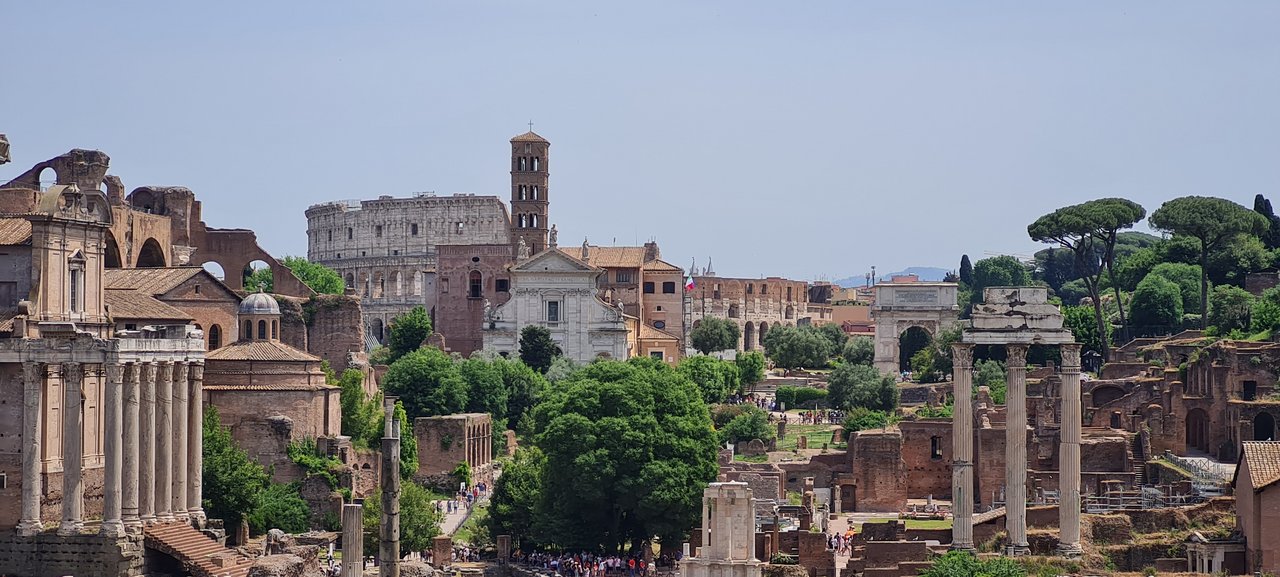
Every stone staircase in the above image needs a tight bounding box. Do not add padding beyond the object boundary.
[1130,433,1147,486]
[144,521,254,577]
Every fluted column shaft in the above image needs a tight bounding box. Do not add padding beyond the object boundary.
[342,503,364,577]
[123,363,141,530]
[173,362,189,520]
[156,362,174,522]
[101,363,126,536]
[187,362,206,522]
[381,399,401,577]
[950,343,975,551]
[17,362,45,536]
[1005,344,1029,554]
[140,363,157,523]
[58,362,84,536]
[1058,344,1084,556]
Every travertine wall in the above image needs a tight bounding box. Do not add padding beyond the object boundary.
[0,532,143,577]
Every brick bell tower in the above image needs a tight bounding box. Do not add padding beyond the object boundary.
[510,127,550,255]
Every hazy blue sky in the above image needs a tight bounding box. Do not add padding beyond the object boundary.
[3,2,1278,282]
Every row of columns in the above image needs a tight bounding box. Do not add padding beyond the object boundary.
[466,422,492,468]
[950,343,1082,557]
[17,360,204,537]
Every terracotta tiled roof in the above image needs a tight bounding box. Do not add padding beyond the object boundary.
[0,308,19,333]
[511,131,548,143]
[0,217,32,245]
[104,267,205,294]
[582,246,648,268]
[1240,441,1280,491]
[105,290,193,321]
[641,259,683,272]
[639,323,680,342]
[206,340,321,362]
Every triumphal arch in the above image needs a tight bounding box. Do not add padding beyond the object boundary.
[871,282,961,374]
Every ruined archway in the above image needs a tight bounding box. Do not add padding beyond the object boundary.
[202,261,226,281]
[898,326,932,372]
[136,238,166,268]
[104,231,122,269]
[743,321,755,351]
[1255,412,1276,442]
[243,260,270,291]
[759,321,769,344]
[1186,408,1210,453]
[871,283,960,374]
[370,318,385,343]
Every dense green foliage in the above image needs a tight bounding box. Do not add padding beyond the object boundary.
[1061,305,1110,356]
[363,480,443,554]
[519,325,562,373]
[842,407,894,433]
[1130,274,1184,329]
[735,351,766,390]
[506,358,719,551]
[718,404,775,444]
[906,326,962,383]
[246,482,311,535]
[1208,285,1255,334]
[826,364,899,412]
[1251,287,1280,334]
[244,256,345,295]
[678,355,741,403]
[970,256,1031,305]
[918,551,1025,577]
[337,367,381,447]
[763,325,833,369]
[384,347,469,418]
[842,336,875,366]
[958,254,974,286]
[1150,196,1269,326]
[775,385,827,409]
[387,306,433,363]
[203,407,271,529]
[815,323,849,352]
[973,359,1007,405]
[487,447,545,542]
[1148,262,1203,312]
[690,317,741,354]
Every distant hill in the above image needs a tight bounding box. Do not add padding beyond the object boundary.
[834,266,950,288]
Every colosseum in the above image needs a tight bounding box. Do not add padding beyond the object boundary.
[305,131,550,341]
[688,273,811,352]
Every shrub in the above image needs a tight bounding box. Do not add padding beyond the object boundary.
[775,386,827,409]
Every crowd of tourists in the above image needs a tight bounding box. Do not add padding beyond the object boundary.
[769,409,844,425]
[511,551,681,577]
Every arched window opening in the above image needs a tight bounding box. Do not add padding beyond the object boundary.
[345,273,355,289]
[747,284,754,295]
[519,157,527,171]
[530,214,538,228]
[136,238,167,268]
[1255,412,1276,441]
[785,305,794,319]
[244,320,252,338]
[203,261,226,281]
[532,186,539,200]
[104,231,123,268]
[469,271,483,299]
[38,167,57,190]
[532,157,540,171]
[743,322,755,351]
[209,324,223,349]
[258,320,267,340]
[728,304,740,318]
[243,260,271,291]
[519,185,527,200]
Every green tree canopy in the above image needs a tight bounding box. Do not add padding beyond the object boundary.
[519,325,562,373]
[246,482,310,535]
[1148,262,1203,312]
[487,447,545,543]
[364,480,442,554]
[1062,305,1111,356]
[973,359,1007,404]
[337,367,381,447]
[958,254,974,286]
[842,407,893,434]
[1149,196,1269,327]
[1255,193,1280,249]
[842,336,875,366]
[970,256,1031,304]
[242,256,345,295]
[826,364,899,412]
[762,325,833,369]
[717,404,775,444]
[1251,287,1280,334]
[528,358,720,551]
[386,306,433,364]
[383,347,469,418]
[735,351,766,390]
[678,355,740,403]
[815,323,849,352]
[1208,285,1255,334]
[690,317,741,355]
[1130,274,1184,329]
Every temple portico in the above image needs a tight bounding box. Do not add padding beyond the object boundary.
[950,287,1081,557]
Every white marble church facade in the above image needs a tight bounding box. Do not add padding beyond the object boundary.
[482,248,631,363]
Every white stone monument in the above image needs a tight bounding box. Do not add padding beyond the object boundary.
[681,482,762,577]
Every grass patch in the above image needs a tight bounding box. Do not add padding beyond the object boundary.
[453,502,489,545]
[903,519,951,530]
[777,424,840,451]
[734,454,769,463]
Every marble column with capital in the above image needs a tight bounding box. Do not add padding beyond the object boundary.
[17,362,45,536]
[156,361,174,522]
[949,343,975,551]
[1005,344,1030,555]
[58,362,85,536]
[172,362,190,521]
[101,363,126,537]
[139,363,157,524]
[1058,344,1084,557]
[187,362,206,523]
[123,363,142,530]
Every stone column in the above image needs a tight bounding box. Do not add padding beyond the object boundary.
[1058,344,1084,557]
[17,362,45,536]
[187,362,206,523]
[101,363,126,537]
[58,362,85,536]
[156,361,174,522]
[1005,344,1030,555]
[949,343,975,551]
[139,362,157,524]
[123,363,141,530]
[342,502,364,577]
[381,399,401,577]
[172,362,189,521]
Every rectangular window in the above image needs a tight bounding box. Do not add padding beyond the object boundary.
[643,282,655,294]
[650,351,664,360]
[348,228,353,240]
[615,270,633,283]
[662,281,676,294]
[328,230,333,241]
[496,279,510,292]
[376,225,383,238]
[411,223,419,236]
[547,301,560,323]
[69,268,82,312]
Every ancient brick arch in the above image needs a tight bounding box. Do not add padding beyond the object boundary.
[193,228,313,297]
[1089,384,1127,408]
[104,230,123,268]
[136,238,167,267]
[871,283,960,374]
[1254,411,1277,442]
